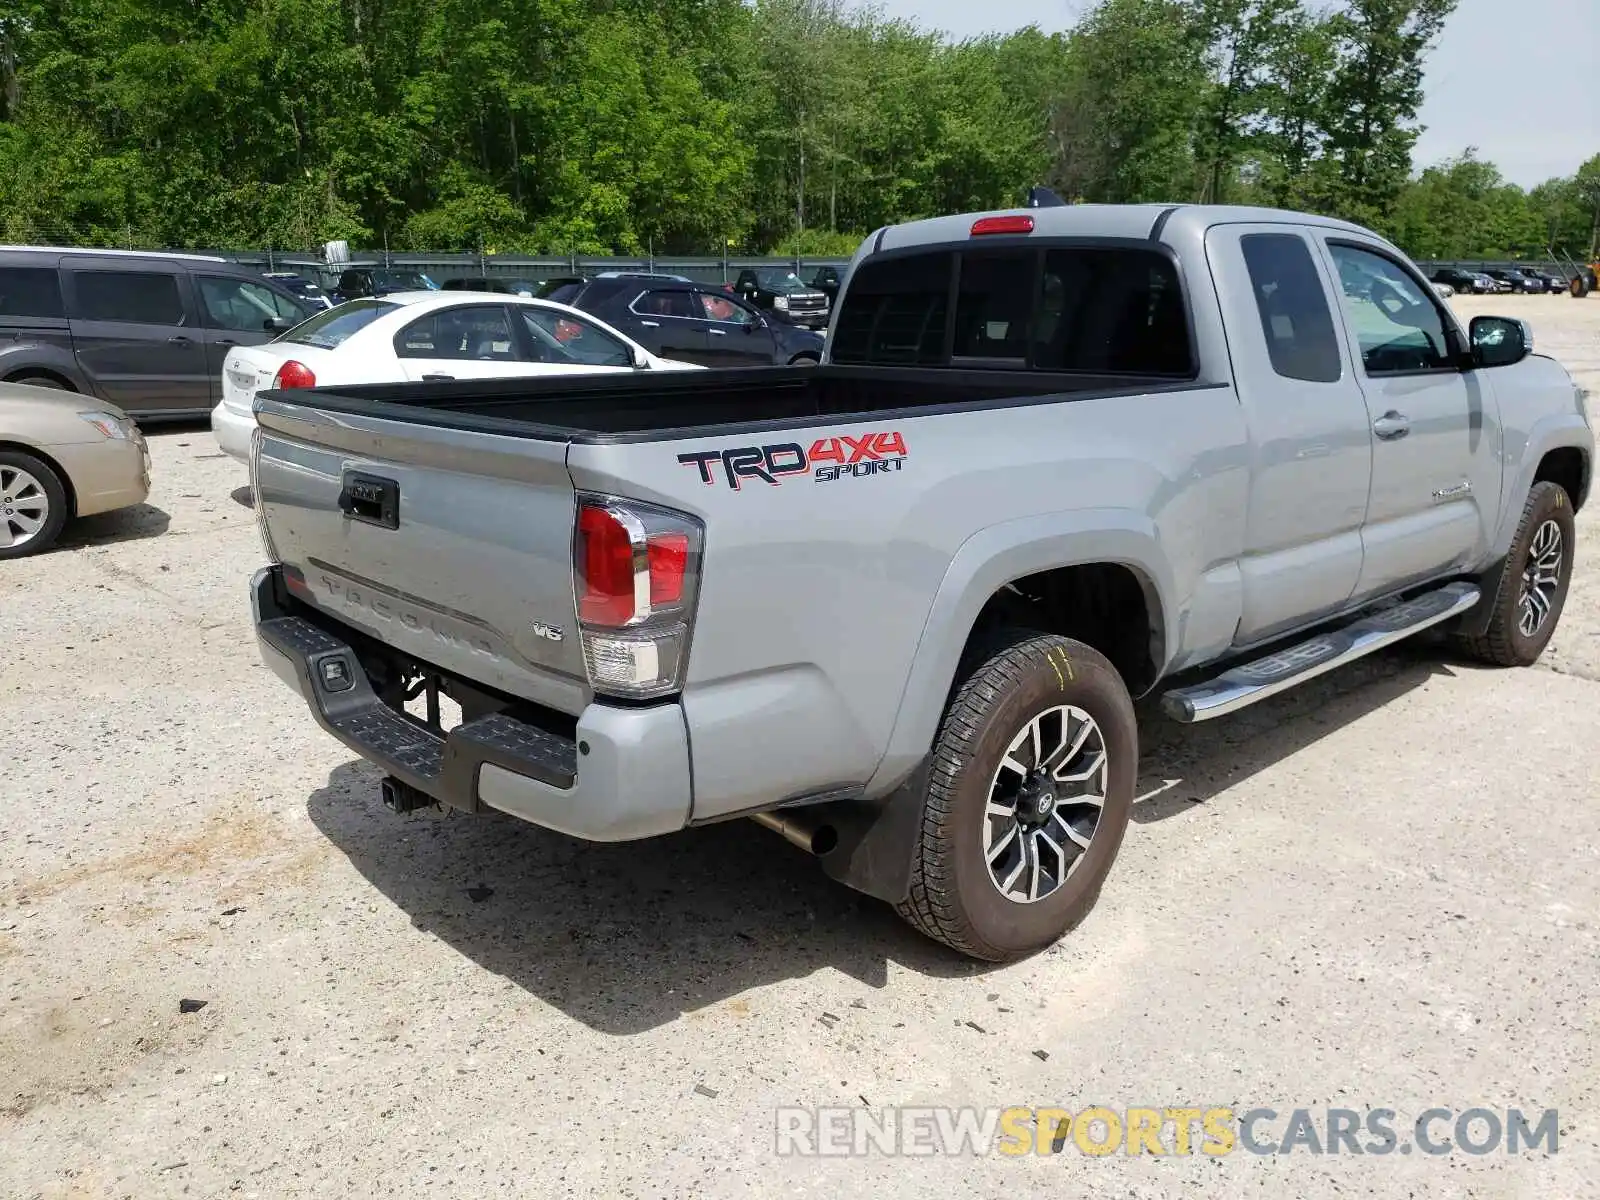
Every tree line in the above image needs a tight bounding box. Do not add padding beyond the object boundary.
[0,0,1595,260]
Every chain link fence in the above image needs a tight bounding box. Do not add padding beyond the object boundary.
[0,222,851,286]
[3,219,1585,288]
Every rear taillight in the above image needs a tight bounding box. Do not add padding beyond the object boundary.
[272,360,317,389]
[574,495,703,700]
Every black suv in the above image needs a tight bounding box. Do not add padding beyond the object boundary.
[0,247,319,419]
[1485,268,1543,293]
[1430,267,1491,294]
[732,268,831,328]
[561,276,824,367]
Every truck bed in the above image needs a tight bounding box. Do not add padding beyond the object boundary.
[270,363,1202,443]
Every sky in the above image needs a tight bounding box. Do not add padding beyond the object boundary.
[874,0,1598,187]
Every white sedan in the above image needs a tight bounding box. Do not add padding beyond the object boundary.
[211,291,702,462]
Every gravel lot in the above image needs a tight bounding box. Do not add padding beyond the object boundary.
[3,294,1597,1198]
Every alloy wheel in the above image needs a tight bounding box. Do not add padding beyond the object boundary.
[982,705,1109,904]
[1517,518,1563,637]
[0,465,50,550]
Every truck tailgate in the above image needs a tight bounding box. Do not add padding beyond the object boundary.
[252,398,589,714]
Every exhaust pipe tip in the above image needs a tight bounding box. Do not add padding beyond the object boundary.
[751,810,837,856]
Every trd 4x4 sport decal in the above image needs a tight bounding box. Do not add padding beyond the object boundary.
[677,432,908,490]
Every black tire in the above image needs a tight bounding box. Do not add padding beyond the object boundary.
[1572,276,1590,298]
[0,449,70,559]
[788,353,820,366]
[6,372,74,391]
[1454,481,1575,666]
[896,630,1137,962]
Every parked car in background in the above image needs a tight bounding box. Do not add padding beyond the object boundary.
[1524,269,1566,292]
[804,264,846,305]
[330,265,440,303]
[0,246,319,419]
[1431,267,1491,294]
[210,291,702,462]
[0,379,150,558]
[441,276,543,297]
[1486,269,1543,294]
[262,271,334,310]
[732,267,831,328]
[534,276,587,301]
[559,275,825,367]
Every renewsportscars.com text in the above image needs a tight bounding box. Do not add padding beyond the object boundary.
[774,1105,1560,1158]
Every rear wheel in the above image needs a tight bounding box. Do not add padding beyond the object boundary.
[788,353,820,366]
[896,630,1136,962]
[1572,275,1590,298]
[0,450,70,559]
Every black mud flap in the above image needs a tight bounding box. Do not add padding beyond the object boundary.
[1451,555,1508,639]
[815,761,930,905]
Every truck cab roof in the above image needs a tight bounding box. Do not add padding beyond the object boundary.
[872,203,1378,257]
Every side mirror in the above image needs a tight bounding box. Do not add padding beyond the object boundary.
[264,315,294,334]
[633,349,651,369]
[1469,315,1532,368]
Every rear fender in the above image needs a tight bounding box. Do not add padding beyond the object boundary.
[819,510,1175,905]
[866,508,1175,796]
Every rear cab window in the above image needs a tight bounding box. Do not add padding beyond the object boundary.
[831,244,1193,376]
[280,299,402,349]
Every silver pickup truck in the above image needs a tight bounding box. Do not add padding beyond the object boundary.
[248,203,1592,962]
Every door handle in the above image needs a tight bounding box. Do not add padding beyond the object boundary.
[709,328,727,337]
[1373,411,1410,441]
[638,320,661,328]
[168,335,192,345]
[215,338,237,347]
[421,373,454,381]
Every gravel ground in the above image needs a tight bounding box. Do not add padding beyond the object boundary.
[2,293,1597,1199]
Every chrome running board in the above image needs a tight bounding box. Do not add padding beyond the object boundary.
[1161,581,1480,723]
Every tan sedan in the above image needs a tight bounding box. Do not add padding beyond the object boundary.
[0,380,151,559]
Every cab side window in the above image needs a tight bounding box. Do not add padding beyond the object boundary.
[1327,244,1455,375]
[1239,234,1342,383]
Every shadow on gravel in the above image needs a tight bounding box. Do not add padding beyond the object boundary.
[305,641,1458,1034]
[56,503,172,548]
[308,762,985,1035]
[230,485,254,509]
[1131,642,1455,824]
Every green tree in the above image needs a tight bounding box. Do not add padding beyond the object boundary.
[1320,0,1457,227]
[1054,0,1207,203]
